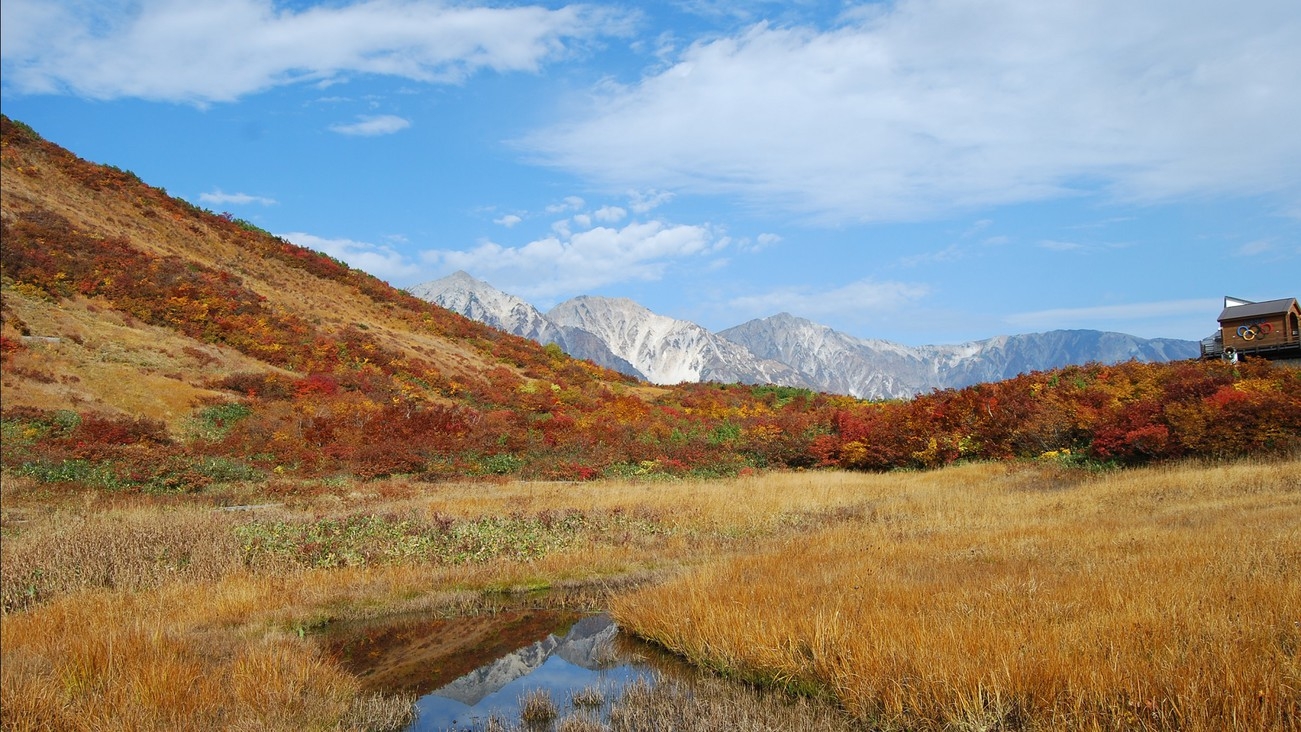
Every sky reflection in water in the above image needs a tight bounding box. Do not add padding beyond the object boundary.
[406,614,654,731]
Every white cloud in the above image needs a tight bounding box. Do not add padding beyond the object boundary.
[494,214,523,228]
[0,0,631,103]
[283,231,423,282]
[1005,299,1221,333]
[728,279,930,322]
[329,114,410,136]
[545,196,586,213]
[523,0,1301,223]
[421,219,720,301]
[198,189,276,206]
[899,243,967,267]
[593,205,626,223]
[627,189,674,213]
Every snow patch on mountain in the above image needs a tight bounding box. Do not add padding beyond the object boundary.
[410,273,1201,399]
[409,270,551,341]
[547,296,805,386]
[721,313,1200,399]
[410,272,645,379]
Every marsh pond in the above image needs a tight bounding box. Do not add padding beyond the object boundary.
[326,610,660,730]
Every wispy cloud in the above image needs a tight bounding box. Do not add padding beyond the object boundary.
[523,0,1301,224]
[198,189,276,206]
[289,198,743,300]
[1037,240,1087,252]
[751,232,781,250]
[546,196,586,214]
[1005,299,1221,333]
[899,243,968,267]
[0,0,633,103]
[627,189,674,213]
[329,114,409,136]
[421,218,724,302]
[1235,239,1275,256]
[283,231,423,282]
[728,279,930,323]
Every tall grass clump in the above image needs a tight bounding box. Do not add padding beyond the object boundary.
[0,584,359,731]
[612,458,1301,731]
[0,567,455,732]
[0,506,243,612]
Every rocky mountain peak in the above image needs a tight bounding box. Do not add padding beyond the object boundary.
[411,277,1201,398]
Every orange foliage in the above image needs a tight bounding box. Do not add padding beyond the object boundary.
[3,114,1299,484]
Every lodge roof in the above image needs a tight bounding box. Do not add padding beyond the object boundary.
[1217,297,1299,323]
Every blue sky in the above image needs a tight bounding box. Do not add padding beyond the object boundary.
[3,0,1298,346]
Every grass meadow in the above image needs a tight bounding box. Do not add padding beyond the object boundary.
[2,457,1298,730]
[613,459,1301,730]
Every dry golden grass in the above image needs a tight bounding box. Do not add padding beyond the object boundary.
[0,559,615,731]
[0,281,274,426]
[399,471,882,534]
[0,465,885,730]
[3,459,1298,730]
[612,458,1301,731]
[1,578,374,731]
[0,502,245,611]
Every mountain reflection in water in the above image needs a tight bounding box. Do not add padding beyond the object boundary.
[408,614,654,731]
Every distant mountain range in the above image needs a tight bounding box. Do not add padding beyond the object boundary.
[412,271,1200,400]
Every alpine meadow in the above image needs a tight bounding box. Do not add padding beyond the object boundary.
[2,114,1300,732]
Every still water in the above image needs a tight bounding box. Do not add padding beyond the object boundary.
[326,610,658,731]
[412,614,652,730]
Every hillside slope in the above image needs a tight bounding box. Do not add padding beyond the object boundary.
[3,115,1297,485]
[0,116,638,425]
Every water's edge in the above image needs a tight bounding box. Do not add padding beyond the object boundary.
[325,609,667,731]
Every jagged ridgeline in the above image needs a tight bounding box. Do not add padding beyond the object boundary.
[416,271,1201,400]
[2,114,1299,487]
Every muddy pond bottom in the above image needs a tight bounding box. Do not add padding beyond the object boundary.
[326,610,658,731]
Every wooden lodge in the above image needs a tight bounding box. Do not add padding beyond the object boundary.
[1201,295,1301,361]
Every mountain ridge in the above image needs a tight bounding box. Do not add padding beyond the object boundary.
[545,294,806,387]
[408,271,645,378]
[413,271,1201,399]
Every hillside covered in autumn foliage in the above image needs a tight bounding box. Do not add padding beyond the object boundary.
[3,114,1300,491]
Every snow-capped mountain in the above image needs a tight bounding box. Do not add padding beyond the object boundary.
[409,270,550,341]
[411,272,1201,399]
[718,313,948,399]
[546,296,805,386]
[720,313,1201,399]
[411,271,645,379]
[927,329,1200,388]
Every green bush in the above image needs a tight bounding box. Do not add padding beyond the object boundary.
[189,402,253,441]
[479,453,523,475]
[17,459,127,488]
